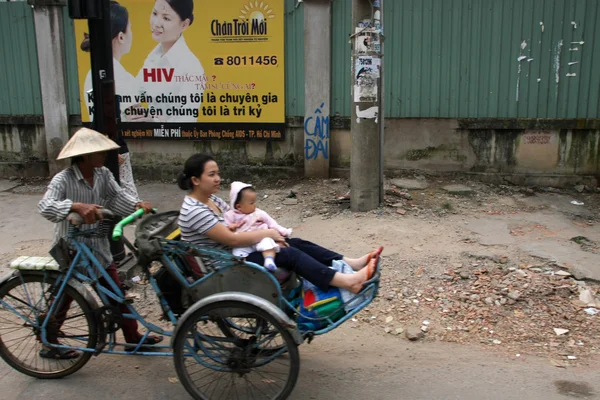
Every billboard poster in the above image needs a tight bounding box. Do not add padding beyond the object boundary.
[74,0,285,140]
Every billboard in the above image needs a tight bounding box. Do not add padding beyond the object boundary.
[74,0,285,140]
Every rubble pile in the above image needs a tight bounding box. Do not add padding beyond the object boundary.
[368,255,600,361]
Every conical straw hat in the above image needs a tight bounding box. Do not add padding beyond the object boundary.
[57,128,120,160]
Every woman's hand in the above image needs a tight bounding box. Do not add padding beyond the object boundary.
[266,229,285,243]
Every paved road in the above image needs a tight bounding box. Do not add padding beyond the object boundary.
[1,324,597,399]
[0,182,598,399]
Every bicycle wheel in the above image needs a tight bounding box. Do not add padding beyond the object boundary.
[0,273,98,379]
[174,301,300,400]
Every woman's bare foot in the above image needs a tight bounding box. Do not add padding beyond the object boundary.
[343,254,369,270]
[343,246,383,271]
[330,259,377,294]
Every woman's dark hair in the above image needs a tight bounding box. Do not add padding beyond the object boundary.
[80,1,129,52]
[234,187,255,207]
[166,0,194,25]
[177,153,215,190]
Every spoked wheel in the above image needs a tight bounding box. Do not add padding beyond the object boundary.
[217,316,288,356]
[174,301,300,400]
[0,273,97,378]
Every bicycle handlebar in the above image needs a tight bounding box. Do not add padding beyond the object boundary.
[111,208,157,241]
[67,209,116,226]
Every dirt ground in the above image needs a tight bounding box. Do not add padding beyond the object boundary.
[1,173,600,378]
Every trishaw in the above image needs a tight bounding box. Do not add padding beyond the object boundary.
[0,208,381,399]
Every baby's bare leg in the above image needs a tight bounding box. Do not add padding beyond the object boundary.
[263,249,276,259]
[262,250,290,283]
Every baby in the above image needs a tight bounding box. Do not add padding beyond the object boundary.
[224,181,293,283]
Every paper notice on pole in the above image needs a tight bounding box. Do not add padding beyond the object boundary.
[354,56,380,102]
[355,27,382,54]
[355,28,374,54]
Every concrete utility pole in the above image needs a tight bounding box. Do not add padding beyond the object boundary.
[29,0,70,176]
[351,0,384,211]
[303,0,331,178]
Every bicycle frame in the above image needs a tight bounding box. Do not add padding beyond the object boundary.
[45,242,176,356]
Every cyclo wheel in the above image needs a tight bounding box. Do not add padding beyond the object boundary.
[0,272,97,379]
[217,317,287,356]
[173,301,300,400]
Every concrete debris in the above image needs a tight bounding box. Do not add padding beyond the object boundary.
[442,184,474,195]
[406,327,425,341]
[579,290,600,308]
[553,328,569,336]
[508,290,521,300]
[391,179,429,190]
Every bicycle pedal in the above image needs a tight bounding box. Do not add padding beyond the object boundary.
[94,340,107,355]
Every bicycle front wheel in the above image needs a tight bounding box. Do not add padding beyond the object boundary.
[0,272,98,379]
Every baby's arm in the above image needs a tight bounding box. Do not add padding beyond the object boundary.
[223,211,239,232]
[257,209,292,237]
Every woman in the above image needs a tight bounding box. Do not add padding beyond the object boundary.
[81,1,140,201]
[137,0,204,123]
[177,154,380,294]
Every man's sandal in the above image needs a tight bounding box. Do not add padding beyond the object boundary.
[125,335,164,351]
[39,347,81,360]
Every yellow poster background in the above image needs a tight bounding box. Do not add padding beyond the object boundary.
[74,0,284,125]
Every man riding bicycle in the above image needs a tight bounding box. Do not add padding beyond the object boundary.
[38,127,162,359]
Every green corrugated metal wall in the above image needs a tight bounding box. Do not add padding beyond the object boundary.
[329,0,600,119]
[331,0,352,117]
[63,10,81,116]
[383,0,600,119]
[0,2,82,116]
[0,2,43,115]
[2,1,599,120]
[284,0,305,117]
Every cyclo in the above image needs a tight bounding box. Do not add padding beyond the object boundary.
[0,208,381,399]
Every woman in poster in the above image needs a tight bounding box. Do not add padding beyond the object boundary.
[81,1,141,201]
[137,0,205,123]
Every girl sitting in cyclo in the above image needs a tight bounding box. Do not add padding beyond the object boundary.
[176,153,382,294]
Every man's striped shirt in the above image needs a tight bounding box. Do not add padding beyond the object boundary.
[38,164,138,266]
